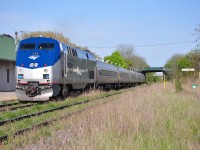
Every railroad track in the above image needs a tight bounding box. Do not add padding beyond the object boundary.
[0,90,123,143]
[0,101,19,108]
[0,103,34,112]
[0,99,54,113]
[0,99,90,126]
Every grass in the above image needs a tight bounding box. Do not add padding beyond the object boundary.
[0,89,123,141]
[0,100,19,106]
[0,89,119,122]
[2,83,200,149]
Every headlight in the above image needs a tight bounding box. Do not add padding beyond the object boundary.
[18,74,24,79]
[19,69,23,73]
[29,63,34,67]
[29,63,38,67]
[44,69,48,73]
[34,63,38,67]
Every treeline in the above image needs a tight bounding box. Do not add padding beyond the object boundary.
[165,49,200,79]
[22,31,88,50]
[164,24,200,80]
[104,44,149,69]
[103,45,160,83]
[21,31,101,59]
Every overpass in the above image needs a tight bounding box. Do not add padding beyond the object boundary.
[140,67,169,74]
[140,67,170,84]
[139,67,170,90]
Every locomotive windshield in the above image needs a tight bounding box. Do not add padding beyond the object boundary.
[20,43,35,50]
[38,43,54,50]
[19,43,54,50]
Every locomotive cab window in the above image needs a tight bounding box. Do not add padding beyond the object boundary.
[38,43,54,50]
[20,43,35,50]
[67,47,77,57]
[72,49,77,57]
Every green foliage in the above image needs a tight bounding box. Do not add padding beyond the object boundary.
[164,54,191,79]
[104,51,128,68]
[175,79,183,92]
[165,25,200,80]
[146,73,161,83]
[165,54,184,70]
[177,56,191,69]
[186,49,200,71]
[124,59,132,68]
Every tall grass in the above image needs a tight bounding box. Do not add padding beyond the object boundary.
[4,83,200,149]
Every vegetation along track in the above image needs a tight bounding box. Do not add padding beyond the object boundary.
[0,103,34,113]
[0,101,20,108]
[0,99,56,113]
[0,89,128,143]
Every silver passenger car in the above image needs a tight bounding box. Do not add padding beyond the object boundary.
[96,61,118,88]
[61,46,96,90]
[118,67,130,84]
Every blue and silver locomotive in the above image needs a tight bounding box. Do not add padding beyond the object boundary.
[16,37,145,101]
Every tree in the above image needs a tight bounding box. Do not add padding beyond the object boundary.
[130,55,149,69]
[164,54,192,79]
[117,44,134,60]
[104,51,127,68]
[165,54,183,69]
[177,56,191,70]
[165,54,184,79]
[21,31,102,59]
[22,31,74,45]
[186,49,200,71]
[117,44,149,69]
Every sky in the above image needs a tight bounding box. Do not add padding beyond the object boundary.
[1,0,200,67]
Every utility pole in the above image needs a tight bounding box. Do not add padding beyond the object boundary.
[163,72,166,91]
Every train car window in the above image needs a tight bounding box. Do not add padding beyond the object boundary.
[86,53,89,59]
[87,53,96,61]
[103,70,105,76]
[20,43,35,50]
[77,50,86,59]
[89,71,94,79]
[38,43,54,50]
[106,70,110,76]
[67,47,71,54]
[72,49,75,56]
[120,73,129,78]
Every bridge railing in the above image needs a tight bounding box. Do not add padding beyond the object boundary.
[140,67,170,73]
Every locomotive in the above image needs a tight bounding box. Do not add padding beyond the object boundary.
[16,37,145,101]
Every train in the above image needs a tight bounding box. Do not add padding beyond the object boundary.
[16,37,145,101]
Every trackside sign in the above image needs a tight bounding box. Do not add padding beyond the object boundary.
[181,68,195,71]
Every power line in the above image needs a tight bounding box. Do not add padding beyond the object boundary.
[88,40,196,49]
[135,40,195,47]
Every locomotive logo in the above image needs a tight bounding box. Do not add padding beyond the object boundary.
[28,54,40,60]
